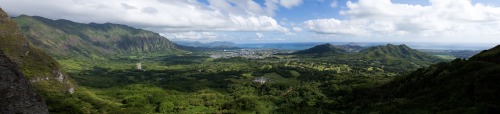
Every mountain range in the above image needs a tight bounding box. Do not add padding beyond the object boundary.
[294,43,441,64]
[13,15,179,58]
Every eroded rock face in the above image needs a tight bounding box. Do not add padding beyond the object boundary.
[0,51,48,114]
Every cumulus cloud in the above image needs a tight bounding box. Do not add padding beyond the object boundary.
[303,0,500,42]
[0,0,289,34]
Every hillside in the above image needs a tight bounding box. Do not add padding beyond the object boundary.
[293,43,347,54]
[358,44,443,64]
[355,45,500,113]
[0,8,74,112]
[13,15,179,58]
[0,50,48,113]
[469,45,500,63]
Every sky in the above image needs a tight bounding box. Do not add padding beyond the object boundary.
[2,0,500,44]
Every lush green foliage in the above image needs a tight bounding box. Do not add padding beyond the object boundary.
[334,45,500,113]
[50,52,406,113]
[51,44,500,113]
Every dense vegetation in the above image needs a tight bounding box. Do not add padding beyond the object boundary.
[4,9,499,113]
[52,54,399,113]
[351,46,500,113]
[40,43,448,113]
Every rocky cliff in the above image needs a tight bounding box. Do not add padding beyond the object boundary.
[0,7,75,112]
[0,50,48,114]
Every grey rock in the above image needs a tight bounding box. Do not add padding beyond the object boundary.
[0,50,48,114]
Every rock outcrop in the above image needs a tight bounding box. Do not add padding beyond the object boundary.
[0,50,48,114]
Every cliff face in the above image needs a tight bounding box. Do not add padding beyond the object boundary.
[0,50,48,113]
[14,15,179,58]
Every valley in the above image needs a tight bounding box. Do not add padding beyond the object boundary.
[1,3,499,113]
[55,47,411,113]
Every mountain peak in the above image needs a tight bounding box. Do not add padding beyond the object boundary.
[359,44,442,63]
[293,43,346,54]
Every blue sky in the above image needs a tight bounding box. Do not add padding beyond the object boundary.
[2,0,500,44]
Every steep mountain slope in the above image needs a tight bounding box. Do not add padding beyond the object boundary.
[357,45,500,113]
[469,45,500,63]
[14,15,179,58]
[358,44,443,64]
[0,8,74,112]
[293,43,347,54]
[0,50,48,114]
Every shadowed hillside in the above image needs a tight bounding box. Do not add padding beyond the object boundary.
[353,45,500,113]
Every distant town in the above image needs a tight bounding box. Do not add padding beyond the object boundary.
[209,49,294,59]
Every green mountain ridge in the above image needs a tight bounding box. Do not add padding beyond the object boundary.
[14,15,179,58]
[358,44,443,64]
[293,43,347,54]
[0,8,74,112]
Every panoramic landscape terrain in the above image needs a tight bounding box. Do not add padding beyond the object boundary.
[1,0,500,113]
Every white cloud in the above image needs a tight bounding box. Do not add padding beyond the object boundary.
[304,18,370,35]
[162,31,219,40]
[207,0,274,16]
[256,32,264,38]
[292,27,303,32]
[0,0,289,38]
[330,0,338,8]
[303,0,500,42]
[279,0,303,9]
